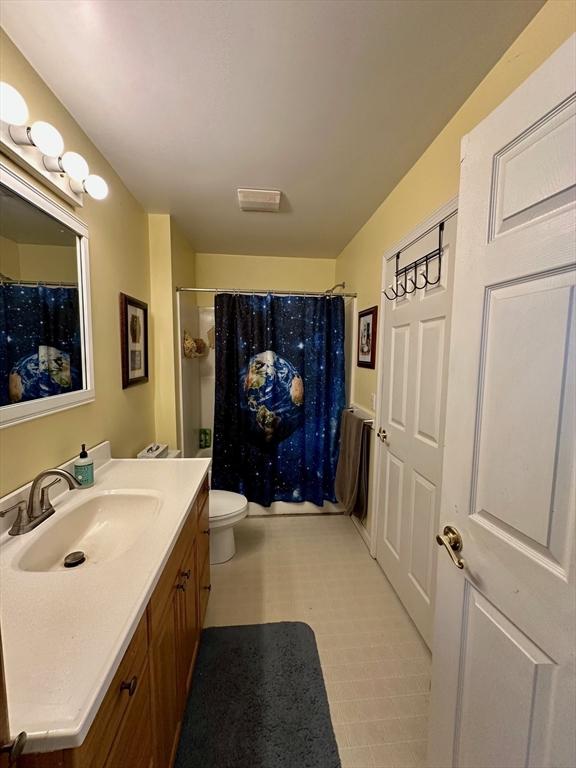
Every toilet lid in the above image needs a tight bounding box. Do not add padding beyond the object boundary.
[209,490,248,519]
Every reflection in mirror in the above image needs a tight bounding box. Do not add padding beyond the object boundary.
[0,183,85,412]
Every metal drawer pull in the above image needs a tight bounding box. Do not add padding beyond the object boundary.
[176,582,187,592]
[120,676,138,697]
[202,584,212,592]
[0,731,27,765]
[435,525,465,569]
[202,528,210,536]
[182,569,191,580]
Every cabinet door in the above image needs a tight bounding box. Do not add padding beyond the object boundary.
[198,555,211,629]
[150,602,180,768]
[176,542,199,704]
[104,663,153,768]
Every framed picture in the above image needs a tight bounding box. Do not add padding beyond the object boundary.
[120,293,149,388]
[357,306,378,369]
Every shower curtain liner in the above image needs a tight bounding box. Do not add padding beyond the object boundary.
[212,293,346,507]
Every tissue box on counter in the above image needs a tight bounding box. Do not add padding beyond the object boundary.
[137,443,169,459]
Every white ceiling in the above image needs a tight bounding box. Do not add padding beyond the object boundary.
[2,0,543,258]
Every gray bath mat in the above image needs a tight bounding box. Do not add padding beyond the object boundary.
[175,622,341,768]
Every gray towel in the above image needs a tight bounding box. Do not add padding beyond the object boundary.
[335,410,365,513]
[353,423,371,522]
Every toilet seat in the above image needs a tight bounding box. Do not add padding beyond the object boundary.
[209,490,248,527]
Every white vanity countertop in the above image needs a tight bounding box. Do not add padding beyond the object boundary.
[0,455,210,753]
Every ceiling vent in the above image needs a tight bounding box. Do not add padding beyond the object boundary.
[237,188,281,212]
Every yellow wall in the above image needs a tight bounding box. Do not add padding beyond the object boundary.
[148,214,175,447]
[0,240,77,281]
[195,252,336,306]
[0,31,155,494]
[148,215,195,448]
[16,243,77,282]
[336,0,576,410]
[0,235,20,279]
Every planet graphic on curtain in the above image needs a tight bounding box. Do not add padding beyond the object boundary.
[241,350,304,445]
[8,347,81,403]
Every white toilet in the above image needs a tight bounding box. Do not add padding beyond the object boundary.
[208,490,248,564]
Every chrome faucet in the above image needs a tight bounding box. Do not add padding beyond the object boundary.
[0,469,82,536]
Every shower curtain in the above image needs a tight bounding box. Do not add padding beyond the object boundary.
[212,293,345,506]
[0,284,82,406]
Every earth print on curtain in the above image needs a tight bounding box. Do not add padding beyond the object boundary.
[0,284,83,406]
[212,293,345,507]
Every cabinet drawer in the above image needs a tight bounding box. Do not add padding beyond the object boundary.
[73,612,148,768]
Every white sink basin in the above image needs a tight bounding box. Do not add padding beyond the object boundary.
[17,490,162,572]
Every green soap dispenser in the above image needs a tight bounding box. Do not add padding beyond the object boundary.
[74,444,94,487]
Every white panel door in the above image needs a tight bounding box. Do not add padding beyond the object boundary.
[428,35,576,768]
[375,213,457,646]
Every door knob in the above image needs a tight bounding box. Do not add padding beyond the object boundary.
[436,525,465,569]
[377,428,388,444]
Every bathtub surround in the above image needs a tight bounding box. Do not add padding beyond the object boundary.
[175,622,341,768]
[212,293,345,507]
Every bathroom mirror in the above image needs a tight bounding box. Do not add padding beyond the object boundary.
[0,162,94,427]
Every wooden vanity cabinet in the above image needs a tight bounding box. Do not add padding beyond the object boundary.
[18,478,210,768]
[196,485,211,627]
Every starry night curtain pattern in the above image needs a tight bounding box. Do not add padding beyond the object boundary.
[0,284,83,406]
[212,293,346,507]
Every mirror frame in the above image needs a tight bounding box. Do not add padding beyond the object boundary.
[0,161,95,428]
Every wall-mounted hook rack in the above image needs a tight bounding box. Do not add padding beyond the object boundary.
[383,221,444,301]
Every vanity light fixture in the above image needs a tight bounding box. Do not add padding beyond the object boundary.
[44,151,90,181]
[9,120,64,158]
[70,174,109,200]
[0,81,109,206]
[0,82,28,125]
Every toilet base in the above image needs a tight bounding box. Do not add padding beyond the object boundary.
[210,527,236,564]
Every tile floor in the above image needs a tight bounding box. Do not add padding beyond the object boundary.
[205,514,431,768]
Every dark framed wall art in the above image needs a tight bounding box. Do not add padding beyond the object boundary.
[357,306,378,369]
[120,292,149,388]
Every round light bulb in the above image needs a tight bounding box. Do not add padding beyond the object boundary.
[0,82,28,125]
[84,174,108,200]
[60,151,89,182]
[29,120,64,157]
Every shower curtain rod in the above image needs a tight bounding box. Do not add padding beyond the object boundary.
[176,286,357,298]
[0,278,78,288]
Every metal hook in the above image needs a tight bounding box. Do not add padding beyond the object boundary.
[412,265,429,289]
[384,285,399,300]
[406,264,420,293]
[426,222,444,286]
[395,277,407,298]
